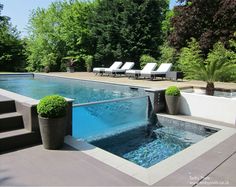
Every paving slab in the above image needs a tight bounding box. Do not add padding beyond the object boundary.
[42,72,236,90]
[0,144,146,186]
[153,133,236,186]
[198,153,236,186]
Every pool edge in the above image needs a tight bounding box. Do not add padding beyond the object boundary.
[65,117,236,185]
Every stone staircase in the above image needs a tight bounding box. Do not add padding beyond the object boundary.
[0,95,41,152]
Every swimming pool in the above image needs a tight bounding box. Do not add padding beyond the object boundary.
[0,74,148,140]
[91,115,218,168]
[0,74,146,104]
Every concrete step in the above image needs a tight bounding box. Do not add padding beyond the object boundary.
[0,112,24,132]
[0,95,16,114]
[0,129,41,152]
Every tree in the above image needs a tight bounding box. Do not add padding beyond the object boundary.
[89,0,169,68]
[178,38,236,95]
[0,3,25,71]
[169,0,236,54]
[158,41,177,67]
[26,1,92,72]
[26,0,169,71]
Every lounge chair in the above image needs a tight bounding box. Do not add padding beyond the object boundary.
[93,61,123,75]
[105,62,135,76]
[126,63,157,79]
[141,63,172,80]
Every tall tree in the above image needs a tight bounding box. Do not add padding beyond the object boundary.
[89,0,168,67]
[169,0,236,54]
[0,3,25,71]
[26,1,92,72]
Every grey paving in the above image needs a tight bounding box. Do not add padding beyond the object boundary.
[154,133,236,186]
[198,153,236,186]
[0,144,146,186]
[0,95,12,102]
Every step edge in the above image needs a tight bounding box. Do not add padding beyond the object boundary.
[0,129,32,139]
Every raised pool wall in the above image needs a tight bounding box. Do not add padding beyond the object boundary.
[145,88,236,126]
[145,89,166,113]
[179,92,236,125]
[0,88,73,135]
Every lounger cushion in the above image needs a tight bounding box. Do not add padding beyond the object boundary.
[105,62,134,73]
[93,61,123,73]
[93,68,106,72]
[140,63,157,73]
[126,63,156,75]
[126,70,141,74]
[155,63,172,73]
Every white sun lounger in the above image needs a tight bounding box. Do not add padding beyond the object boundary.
[105,62,135,76]
[141,63,173,80]
[93,61,123,75]
[126,63,157,78]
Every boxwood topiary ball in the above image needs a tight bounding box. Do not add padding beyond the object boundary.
[165,86,180,96]
[37,95,67,118]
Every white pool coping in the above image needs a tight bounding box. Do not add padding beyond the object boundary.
[65,115,236,185]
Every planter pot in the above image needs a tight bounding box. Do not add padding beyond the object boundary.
[38,116,66,150]
[67,67,74,73]
[165,95,180,115]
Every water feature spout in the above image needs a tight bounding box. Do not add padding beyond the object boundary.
[146,97,161,138]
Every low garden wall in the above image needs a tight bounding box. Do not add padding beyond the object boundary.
[179,92,236,125]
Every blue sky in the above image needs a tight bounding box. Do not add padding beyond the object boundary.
[1,0,178,37]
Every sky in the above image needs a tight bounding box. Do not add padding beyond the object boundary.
[1,0,178,37]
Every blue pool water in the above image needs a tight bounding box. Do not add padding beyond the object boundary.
[91,121,217,168]
[0,74,148,140]
[72,96,148,141]
[0,74,145,104]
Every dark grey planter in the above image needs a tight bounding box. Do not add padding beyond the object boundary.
[38,116,66,150]
[67,67,75,73]
[165,95,180,115]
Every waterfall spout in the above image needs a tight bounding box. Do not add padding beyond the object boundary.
[146,97,161,138]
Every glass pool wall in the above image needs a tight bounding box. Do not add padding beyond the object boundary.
[72,96,149,141]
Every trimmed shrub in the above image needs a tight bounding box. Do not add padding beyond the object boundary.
[165,86,180,96]
[37,95,67,118]
[140,54,157,69]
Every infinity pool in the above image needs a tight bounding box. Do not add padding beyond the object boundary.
[0,74,145,104]
[0,74,148,140]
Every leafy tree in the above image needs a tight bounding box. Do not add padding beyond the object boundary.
[169,0,236,54]
[0,3,25,71]
[26,1,92,72]
[89,0,169,68]
[26,0,169,71]
[158,41,177,67]
[161,9,174,40]
[178,38,236,95]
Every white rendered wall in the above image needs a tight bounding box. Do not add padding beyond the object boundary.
[179,92,236,125]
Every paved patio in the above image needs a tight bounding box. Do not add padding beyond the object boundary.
[1,72,236,186]
[1,128,235,186]
[41,72,236,90]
